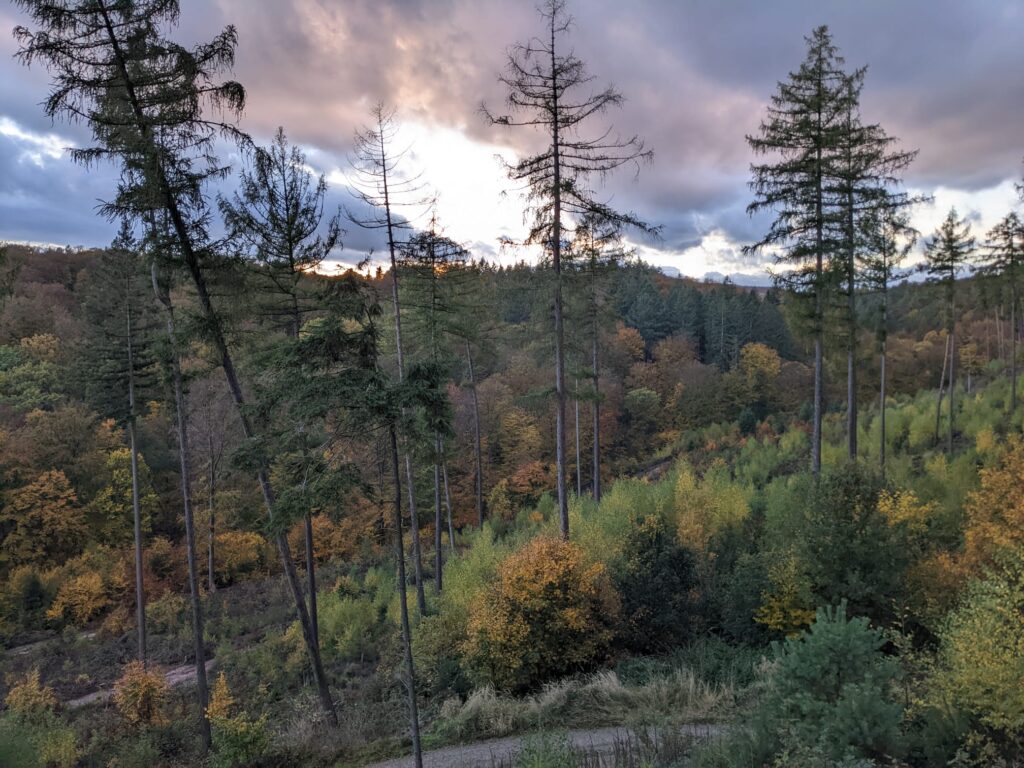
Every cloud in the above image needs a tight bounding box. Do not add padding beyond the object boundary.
[3,0,1023,278]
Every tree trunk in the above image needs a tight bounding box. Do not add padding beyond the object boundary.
[592,332,601,501]
[1011,293,1018,415]
[103,11,336,724]
[150,264,210,748]
[550,19,568,538]
[128,417,147,665]
[441,450,455,555]
[207,440,216,594]
[305,514,318,646]
[433,433,442,594]
[466,343,484,528]
[948,306,956,454]
[935,333,950,446]
[574,381,581,497]
[390,426,423,768]
[879,342,887,473]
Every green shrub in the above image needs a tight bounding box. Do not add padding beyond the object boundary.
[611,511,697,652]
[753,602,903,764]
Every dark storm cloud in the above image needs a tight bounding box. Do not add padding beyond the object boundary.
[3,0,1023,266]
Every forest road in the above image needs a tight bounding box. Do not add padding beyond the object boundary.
[365,724,726,768]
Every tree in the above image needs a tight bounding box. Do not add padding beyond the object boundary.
[401,218,469,591]
[348,104,432,614]
[221,126,342,646]
[568,215,630,501]
[79,223,158,663]
[981,211,1024,414]
[483,0,654,538]
[0,470,87,573]
[833,71,919,461]
[860,208,916,471]
[746,25,851,476]
[921,208,975,453]
[14,0,337,726]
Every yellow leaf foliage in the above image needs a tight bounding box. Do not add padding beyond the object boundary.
[464,536,620,692]
[675,461,749,553]
[877,489,935,534]
[4,668,58,722]
[755,553,815,637]
[46,570,109,626]
[113,661,168,726]
[963,437,1024,574]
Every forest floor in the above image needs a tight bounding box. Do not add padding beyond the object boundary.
[365,725,726,768]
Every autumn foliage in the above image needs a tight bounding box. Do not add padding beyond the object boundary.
[464,537,619,692]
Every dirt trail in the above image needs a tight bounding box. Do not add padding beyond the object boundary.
[66,658,216,709]
[366,724,725,768]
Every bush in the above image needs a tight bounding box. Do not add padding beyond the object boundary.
[4,668,58,722]
[113,661,168,726]
[145,592,187,635]
[207,672,270,768]
[464,536,620,692]
[46,569,109,626]
[214,531,271,585]
[753,602,903,764]
[612,511,697,652]
[932,554,1024,759]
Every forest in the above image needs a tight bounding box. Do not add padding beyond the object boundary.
[1,1,1024,767]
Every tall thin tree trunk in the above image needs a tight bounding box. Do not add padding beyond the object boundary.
[304,514,318,645]
[550,19,568,538]
[150,264,210,748]
[466,343,484,528]
[442,455,455,555]
[880,341,887,473]
[390,426,423,768]
[433,433,442,594]
[935,333,950,445]
[1006,301,1015,411]
[592,331,601,501]
[376,123,426,616]
[106,12,336,722]
[574,381,581,497]
[128,418,147,665]
[207,438,216,594]
[125,293,146,666]
[948,303,956,454]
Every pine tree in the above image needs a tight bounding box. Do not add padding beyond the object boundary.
[220,126,342,647]
[922,208,976,453]
[401,217,469,589]
[981,212,1024,414]
[347,104,432,613]
[832,72,919,461]
[746,25,851,476]
[79,222,158,666]
[568,214,630,501]
[860,208,916,472]
[483,0,654,538]
[14,0,338,726]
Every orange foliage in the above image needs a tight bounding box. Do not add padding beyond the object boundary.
[464,536,620,691]
[963,437,1024,574]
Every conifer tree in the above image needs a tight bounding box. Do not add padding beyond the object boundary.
[401,217,468,590]
[860,208,916,471]
[220,126,342,645]
[833,73,919,461]
[14,0,338,726]
[746,25,851,476]
[483,0,653,537]
[568,214,629,500]
[79,222,158,666]
[348,104,431,613]
[981,211,1024,413]
[922,208,976,453]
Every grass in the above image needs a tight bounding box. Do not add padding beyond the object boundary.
[429,666,735,744]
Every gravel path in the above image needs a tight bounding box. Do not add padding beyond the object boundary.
[366,724,725,768]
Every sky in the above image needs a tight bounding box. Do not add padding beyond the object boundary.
[2,0,1023,283]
